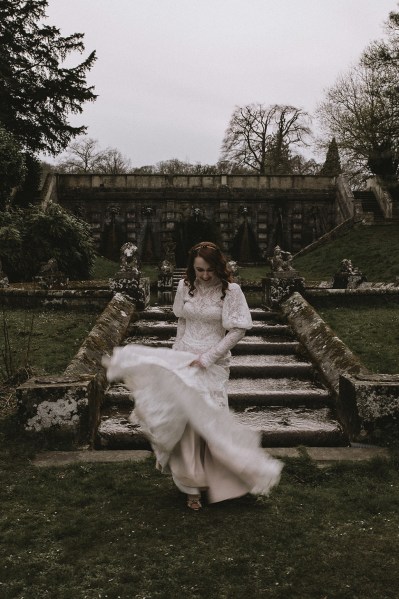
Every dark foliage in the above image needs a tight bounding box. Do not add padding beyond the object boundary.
[13,153,42,207]
[319,137,342,176]
[0,0,96,154]
[0,126,25,208]
[0,204,95,281]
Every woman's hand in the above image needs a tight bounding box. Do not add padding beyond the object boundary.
[189,358,206,368]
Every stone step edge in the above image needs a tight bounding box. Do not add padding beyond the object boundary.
[32,446,390,467]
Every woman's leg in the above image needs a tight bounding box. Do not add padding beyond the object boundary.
[169,423,207,506]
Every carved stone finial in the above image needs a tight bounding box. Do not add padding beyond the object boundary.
[119,242,139,275]
[35,258,67,289]
[269,246,295,274]
[109,243,150,308]
[333,258,365,289]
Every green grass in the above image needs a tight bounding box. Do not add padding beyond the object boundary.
[91,256,119,280]
[91,257,160,283]
[238,265,267,281]
[313,298,399,374]
[92,223,399,284]
[294,223,399,282]
[0,428,398,599]
[317,300,399,374]
[91,256,266,284]
[0,309,98,382]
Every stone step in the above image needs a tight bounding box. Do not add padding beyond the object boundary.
[227,377,331,408]
[123,336,174,348]
[128,321,177,338]
[136,307,175,321]
[232,337,301,355]
[104,384,133,407]
[123,336,301,355]
[229,354,313,378]
[232,407,348,447]
[239,322,294,337]
[95,408,150,450]
[128,321,293,339]
[95,405,346,450]
[136,307,282,323]
[250,308,282,322]
[104,375,331,411]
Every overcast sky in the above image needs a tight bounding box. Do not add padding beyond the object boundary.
[45,0,396,167]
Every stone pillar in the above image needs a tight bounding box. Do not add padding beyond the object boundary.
[109,271,150,309]
[157,259,174,304]
[333,259,365,289]
[340,373,399,440]
[262,273,305,308]
[17,374,101,447]
[109,243,150,309]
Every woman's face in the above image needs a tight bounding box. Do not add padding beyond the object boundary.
[193,256,216,282]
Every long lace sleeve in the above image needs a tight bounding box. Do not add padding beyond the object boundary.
[222,283,252,330]
[198,327,246,368]
[198,283,252,368]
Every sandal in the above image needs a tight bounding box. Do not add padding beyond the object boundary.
[187,495,202,511]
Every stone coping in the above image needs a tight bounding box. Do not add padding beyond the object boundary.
[306,285,399,297]
[32,446,390,468]
[280,292,366,395]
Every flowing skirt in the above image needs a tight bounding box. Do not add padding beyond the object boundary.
[104,344,283,503]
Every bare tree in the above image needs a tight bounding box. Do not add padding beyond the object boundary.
[57,137,103,173]
[317,62,399,189]
[220,104,311,174]
[96,148,131,174]
[363,9,399,72]
[153,159,220,175]
[57,137,131,174]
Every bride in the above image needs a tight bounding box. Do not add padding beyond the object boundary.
[105,242,282,511]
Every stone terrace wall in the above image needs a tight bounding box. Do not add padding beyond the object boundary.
[54,174,339,260]
[56,173,336,190]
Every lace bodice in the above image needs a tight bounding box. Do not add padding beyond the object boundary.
[172,278,252,367]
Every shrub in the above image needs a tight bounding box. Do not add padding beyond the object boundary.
[0,204,95,281]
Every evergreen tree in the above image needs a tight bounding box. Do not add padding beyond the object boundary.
[320,138,342,176]
[0,0,96,154]
[0,126,25,208]
[13,153,42,207]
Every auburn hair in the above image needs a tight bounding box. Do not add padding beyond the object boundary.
[184,242,231,299]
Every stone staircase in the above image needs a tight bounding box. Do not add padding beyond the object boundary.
[96,306,349,450]
[172,268,186,291]
[354,190,385,221]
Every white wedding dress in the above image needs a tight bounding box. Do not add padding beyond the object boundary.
[105,278,282,503]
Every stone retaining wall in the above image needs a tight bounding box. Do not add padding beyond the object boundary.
[280,292,399,439]
[280,292,367,396]
[305,284,399,299]
[17,293,136,448]
[64,292,135,385]
[0,287,113,310]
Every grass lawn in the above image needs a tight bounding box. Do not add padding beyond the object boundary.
[0,427,398,599]
[90,260,269,284]
[92,223,399,285]
[313,298,399,374]
[91,256,119,280]
[294,223,399,283]
[0,309,98,383]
